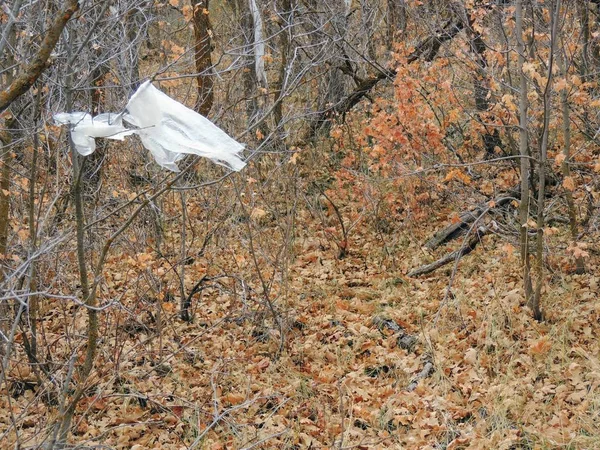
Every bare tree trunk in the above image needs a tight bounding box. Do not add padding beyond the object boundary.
[24,89,42,365]
[272,0,294,132]
[250,0,268,89]
[0,21,18,353]
[192,0,214,115]
[84,65,108,193]
[179,190,190,321]
[324,0,349,107]
[309,0,350,132]
[531,0,560,321]
[579,0,595,137]
[387,0,406,48]
[516,0,533,304]
[55,38,96,448]
[0,121,13,353]
[125,6,142,87]
[580,0,590,80]
[559,47,585,274]
[360,0,376,60]
[460,3,502,157]
[227,0,262,128]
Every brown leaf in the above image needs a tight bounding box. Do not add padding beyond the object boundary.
[464,348,478,365]
[250,207,267,221]
[555,152,566,166]
[563,176,576,191]
[529,337,552,356]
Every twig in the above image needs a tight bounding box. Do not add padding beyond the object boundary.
[407,360,435,392]
[240,429,289,450]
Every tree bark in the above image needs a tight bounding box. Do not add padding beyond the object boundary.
[515,0,533,304]
[559,49,585,274]
[409,230,487,277]
[459,3,503,157]
[272,0,292,130]
[0,122,13,353]
[531,0,560,321]
[192,0,214,115]
[387,0,406,48]
[0,0,79,113]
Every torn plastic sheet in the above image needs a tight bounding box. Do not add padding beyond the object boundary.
[54,81,246,172]
[54,112,133,156]
[125,81,246,172]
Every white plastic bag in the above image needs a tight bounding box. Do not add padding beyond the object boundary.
[54,112,133,156]
[54,81,247,172]
[124,81,246,172]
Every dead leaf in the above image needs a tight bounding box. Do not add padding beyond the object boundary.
[464,348,478,365]
[529,337,552,356]
[555,152,566,166]
[563,176,576,191]
[250,207,267,221]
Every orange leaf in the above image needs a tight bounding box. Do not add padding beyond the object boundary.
[223,393,246,405]
[502,243,515,257]
[529,337,552,355]
[563,176,576,191]
[555,152,566,166]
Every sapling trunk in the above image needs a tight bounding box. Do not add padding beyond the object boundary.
[515,0,533,304]
[559,49,585,274]
[531,0,561,321]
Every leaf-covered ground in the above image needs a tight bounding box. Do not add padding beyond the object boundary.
[2,180,598,449]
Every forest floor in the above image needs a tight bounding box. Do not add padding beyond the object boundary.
[4,180,599,450]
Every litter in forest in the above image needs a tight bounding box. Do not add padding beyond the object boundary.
[54,81,247,172]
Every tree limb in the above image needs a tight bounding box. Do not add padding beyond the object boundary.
[408,228,487,277]
[424,192,517,250]
[407,359,434,391]
[308,17,465,135]
[0,0,79,113]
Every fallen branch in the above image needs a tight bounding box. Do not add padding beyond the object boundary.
[407,358,435,392]
[409,228,487,277]
[424,193,516,250]
[424,209,484,250]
